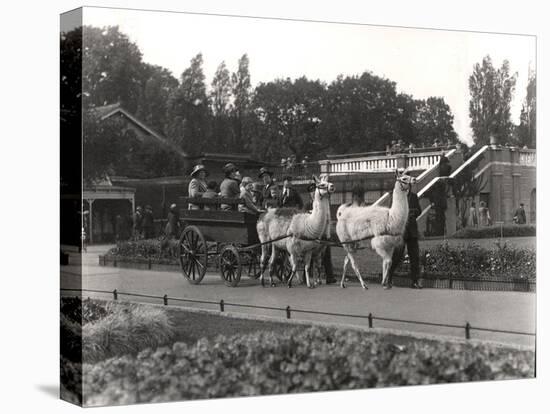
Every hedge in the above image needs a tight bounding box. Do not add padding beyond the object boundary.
[422,242,535,280]
[453,224,536,239]
[82,326,534,407]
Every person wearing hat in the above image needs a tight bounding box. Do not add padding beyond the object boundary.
[133,206,143,240]
[188,164,209,210]
[238,177,265,215]
[202,181,219,211]
[165,203,181,238]
[258,167,275,207]
[513,203,526,225]
[281,176,303,209]
[220,163,241,211]
[264,185,282,209]
[142,205,155,239]
[388,176,423,289]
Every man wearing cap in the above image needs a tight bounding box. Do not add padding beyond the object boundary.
[281,176,303,209]
[258,167,275,207]
[188,164,209,210]
[238,177,265,215]
[142,205,155,239]
[513,203,527,224]
[220,163,241,211]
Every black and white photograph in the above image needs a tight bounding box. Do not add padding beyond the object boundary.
[57,3,539,409]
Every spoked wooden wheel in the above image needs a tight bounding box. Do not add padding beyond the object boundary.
[219,245,242,287]
[178,225,208,284]
[273,250,292,283]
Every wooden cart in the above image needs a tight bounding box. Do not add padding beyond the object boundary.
[177,197,292,287]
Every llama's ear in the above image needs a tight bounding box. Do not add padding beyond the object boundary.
[395,169,399,178]
[312,174,319,183]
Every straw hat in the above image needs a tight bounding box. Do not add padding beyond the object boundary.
[190,164,208,177]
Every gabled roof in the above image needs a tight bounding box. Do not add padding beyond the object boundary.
[90,103,188,158]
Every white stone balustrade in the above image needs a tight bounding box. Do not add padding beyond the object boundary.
[321,151,444,175]
[519,150,536,166]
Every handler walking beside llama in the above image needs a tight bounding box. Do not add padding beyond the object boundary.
[387,179,423,289]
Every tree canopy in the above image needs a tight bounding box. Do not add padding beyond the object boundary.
[64,24,465,179]
[469,55,518,146]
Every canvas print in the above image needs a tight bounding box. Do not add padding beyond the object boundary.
[60,6,536,407]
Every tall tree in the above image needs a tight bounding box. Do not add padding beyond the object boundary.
[136,64,178,136]
[415,97,458,147]
[231,54,252,152]
[250,77,327,161]
[469,55,517,145]
[517,71,536,148]
[166,53,211,154]
[82,26,144,113]
[210,61,234,151]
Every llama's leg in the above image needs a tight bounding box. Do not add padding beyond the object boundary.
[340,249,350,288]
[259,242,268,287]
[303,250,314,289]
[267,245,278,287]
[347,252,368,290]
[340,255,349,288]
[286,252,299,288]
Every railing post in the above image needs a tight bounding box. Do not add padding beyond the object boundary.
[368,313,373,328]
[163,294,168,306]
[113,289,118,300]
[465,322,471,340]
[220,299,225,312]
[286,306,291,319]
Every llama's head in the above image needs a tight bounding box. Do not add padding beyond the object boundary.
[395,169,416,192]
[312,174,335,199]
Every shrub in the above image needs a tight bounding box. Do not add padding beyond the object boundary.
[61,298,175,363]
[107,239,163,259]
[422,242,536,280]
[82,302,175,363]
[453,224,536,239]
[82,326,534,407]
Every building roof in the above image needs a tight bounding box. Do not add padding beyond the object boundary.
[90,103,188,158]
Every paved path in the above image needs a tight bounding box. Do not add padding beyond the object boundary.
[61,247,536,348]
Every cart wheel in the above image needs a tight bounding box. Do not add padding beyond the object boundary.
[246,248,262,279]
[273,250,293,282]
[219,245,242,287]
[178,225,208,284]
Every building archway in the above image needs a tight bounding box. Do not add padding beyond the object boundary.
[530,188,536,223]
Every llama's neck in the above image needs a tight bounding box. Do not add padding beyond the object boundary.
[388,184,409,234]
[304,192,330,239]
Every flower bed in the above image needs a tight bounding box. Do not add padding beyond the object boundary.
[83,326,535,407]
[421,242,535,281]
[453,224,535,239]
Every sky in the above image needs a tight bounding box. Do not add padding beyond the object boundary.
[83,7,536,145]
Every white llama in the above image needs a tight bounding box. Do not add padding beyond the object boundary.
[257,175,334,288]
[335,170,415,289]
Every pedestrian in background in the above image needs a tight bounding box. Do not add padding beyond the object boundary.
[467,201,478,227]
[478,201,491,226]
[513,203,527,224]
[133,206,143,240]
[142,205,154,239]
[165,203,181,239]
